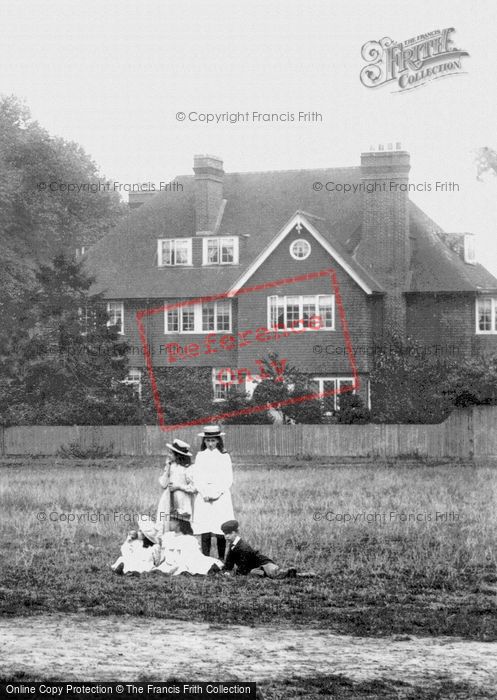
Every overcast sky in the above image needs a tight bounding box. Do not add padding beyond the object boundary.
[2,0,497,273]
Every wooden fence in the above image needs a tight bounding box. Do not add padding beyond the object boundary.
[1,407,496,458]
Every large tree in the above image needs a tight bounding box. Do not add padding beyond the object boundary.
[0,95,125,342]
[0,255,140,425]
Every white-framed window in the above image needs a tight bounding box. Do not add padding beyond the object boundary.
[290,239,311,260]
[267,294,334,331]
[202,300,231,331]
[464,235,476,264]
[158,238,192,266]
[164,300,232,334]
[212,367,232,401]
[476,296,497,333]
[311,377,355,412]
[77,305,95,336]
[123,368,142,398]
[107,301,124,334]
[202,237,239,265]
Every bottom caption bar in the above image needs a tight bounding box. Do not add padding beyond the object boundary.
[1,683,258,699]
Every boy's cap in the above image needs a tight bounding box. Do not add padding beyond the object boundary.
[221,519,239,534]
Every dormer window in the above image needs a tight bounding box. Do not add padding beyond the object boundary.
[464,235,476,265]
[158,238,192,266]
[202,236,238,265]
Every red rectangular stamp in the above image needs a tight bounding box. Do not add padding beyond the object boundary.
[135,268,358,431]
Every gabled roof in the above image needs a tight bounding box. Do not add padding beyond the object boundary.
[227,212,382,295]
[85,165,497,298]
[408,203,497,292]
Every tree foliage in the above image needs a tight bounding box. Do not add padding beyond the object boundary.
[140,367,215,426]
[370,341,497,423]
[442,353,497,407]
[284,378,324,424]
[0,94,125,341]
[222,387,273,424]
[0,255,140,425]
[224,353,326,424]
[335,393,370,424]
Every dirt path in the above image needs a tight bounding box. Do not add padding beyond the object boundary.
[1,613,496,695]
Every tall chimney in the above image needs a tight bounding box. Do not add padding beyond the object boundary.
[193,154,224,233]
[356,145,411,341]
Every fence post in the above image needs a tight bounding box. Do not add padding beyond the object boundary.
[468,408,474,459]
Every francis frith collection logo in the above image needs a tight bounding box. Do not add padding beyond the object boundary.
[360,28,469,92]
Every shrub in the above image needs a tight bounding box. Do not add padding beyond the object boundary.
[140,367,214,425]
[336,393,370,424]
[55,442,116,458]
[221,388,273,425]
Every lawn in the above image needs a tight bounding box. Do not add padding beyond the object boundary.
[1,457,496,639]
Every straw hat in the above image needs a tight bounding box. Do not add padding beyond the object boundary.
[137,514,161,544]
[165,438,192,457]
[198,425,225,438]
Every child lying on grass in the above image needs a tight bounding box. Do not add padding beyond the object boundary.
[221,520,317,578]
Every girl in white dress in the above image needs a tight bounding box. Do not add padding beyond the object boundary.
[154,517,223,575]
[111,529,159,575]
[156,438,195,532]
[190,425,235,559]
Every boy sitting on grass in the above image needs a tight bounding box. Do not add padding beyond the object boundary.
[221,520,315,579]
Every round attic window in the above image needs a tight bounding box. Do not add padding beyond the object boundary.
[290,239,311,260]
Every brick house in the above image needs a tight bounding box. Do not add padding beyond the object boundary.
[86,147,497,413]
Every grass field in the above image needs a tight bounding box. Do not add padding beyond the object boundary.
[1,456,496,641]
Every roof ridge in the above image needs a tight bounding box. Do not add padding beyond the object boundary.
[174,165,360,179]
[227,165,361,176]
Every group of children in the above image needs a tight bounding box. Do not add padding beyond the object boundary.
[111,516,304,579]
[111,425,313,579]
[111,513,223,576]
